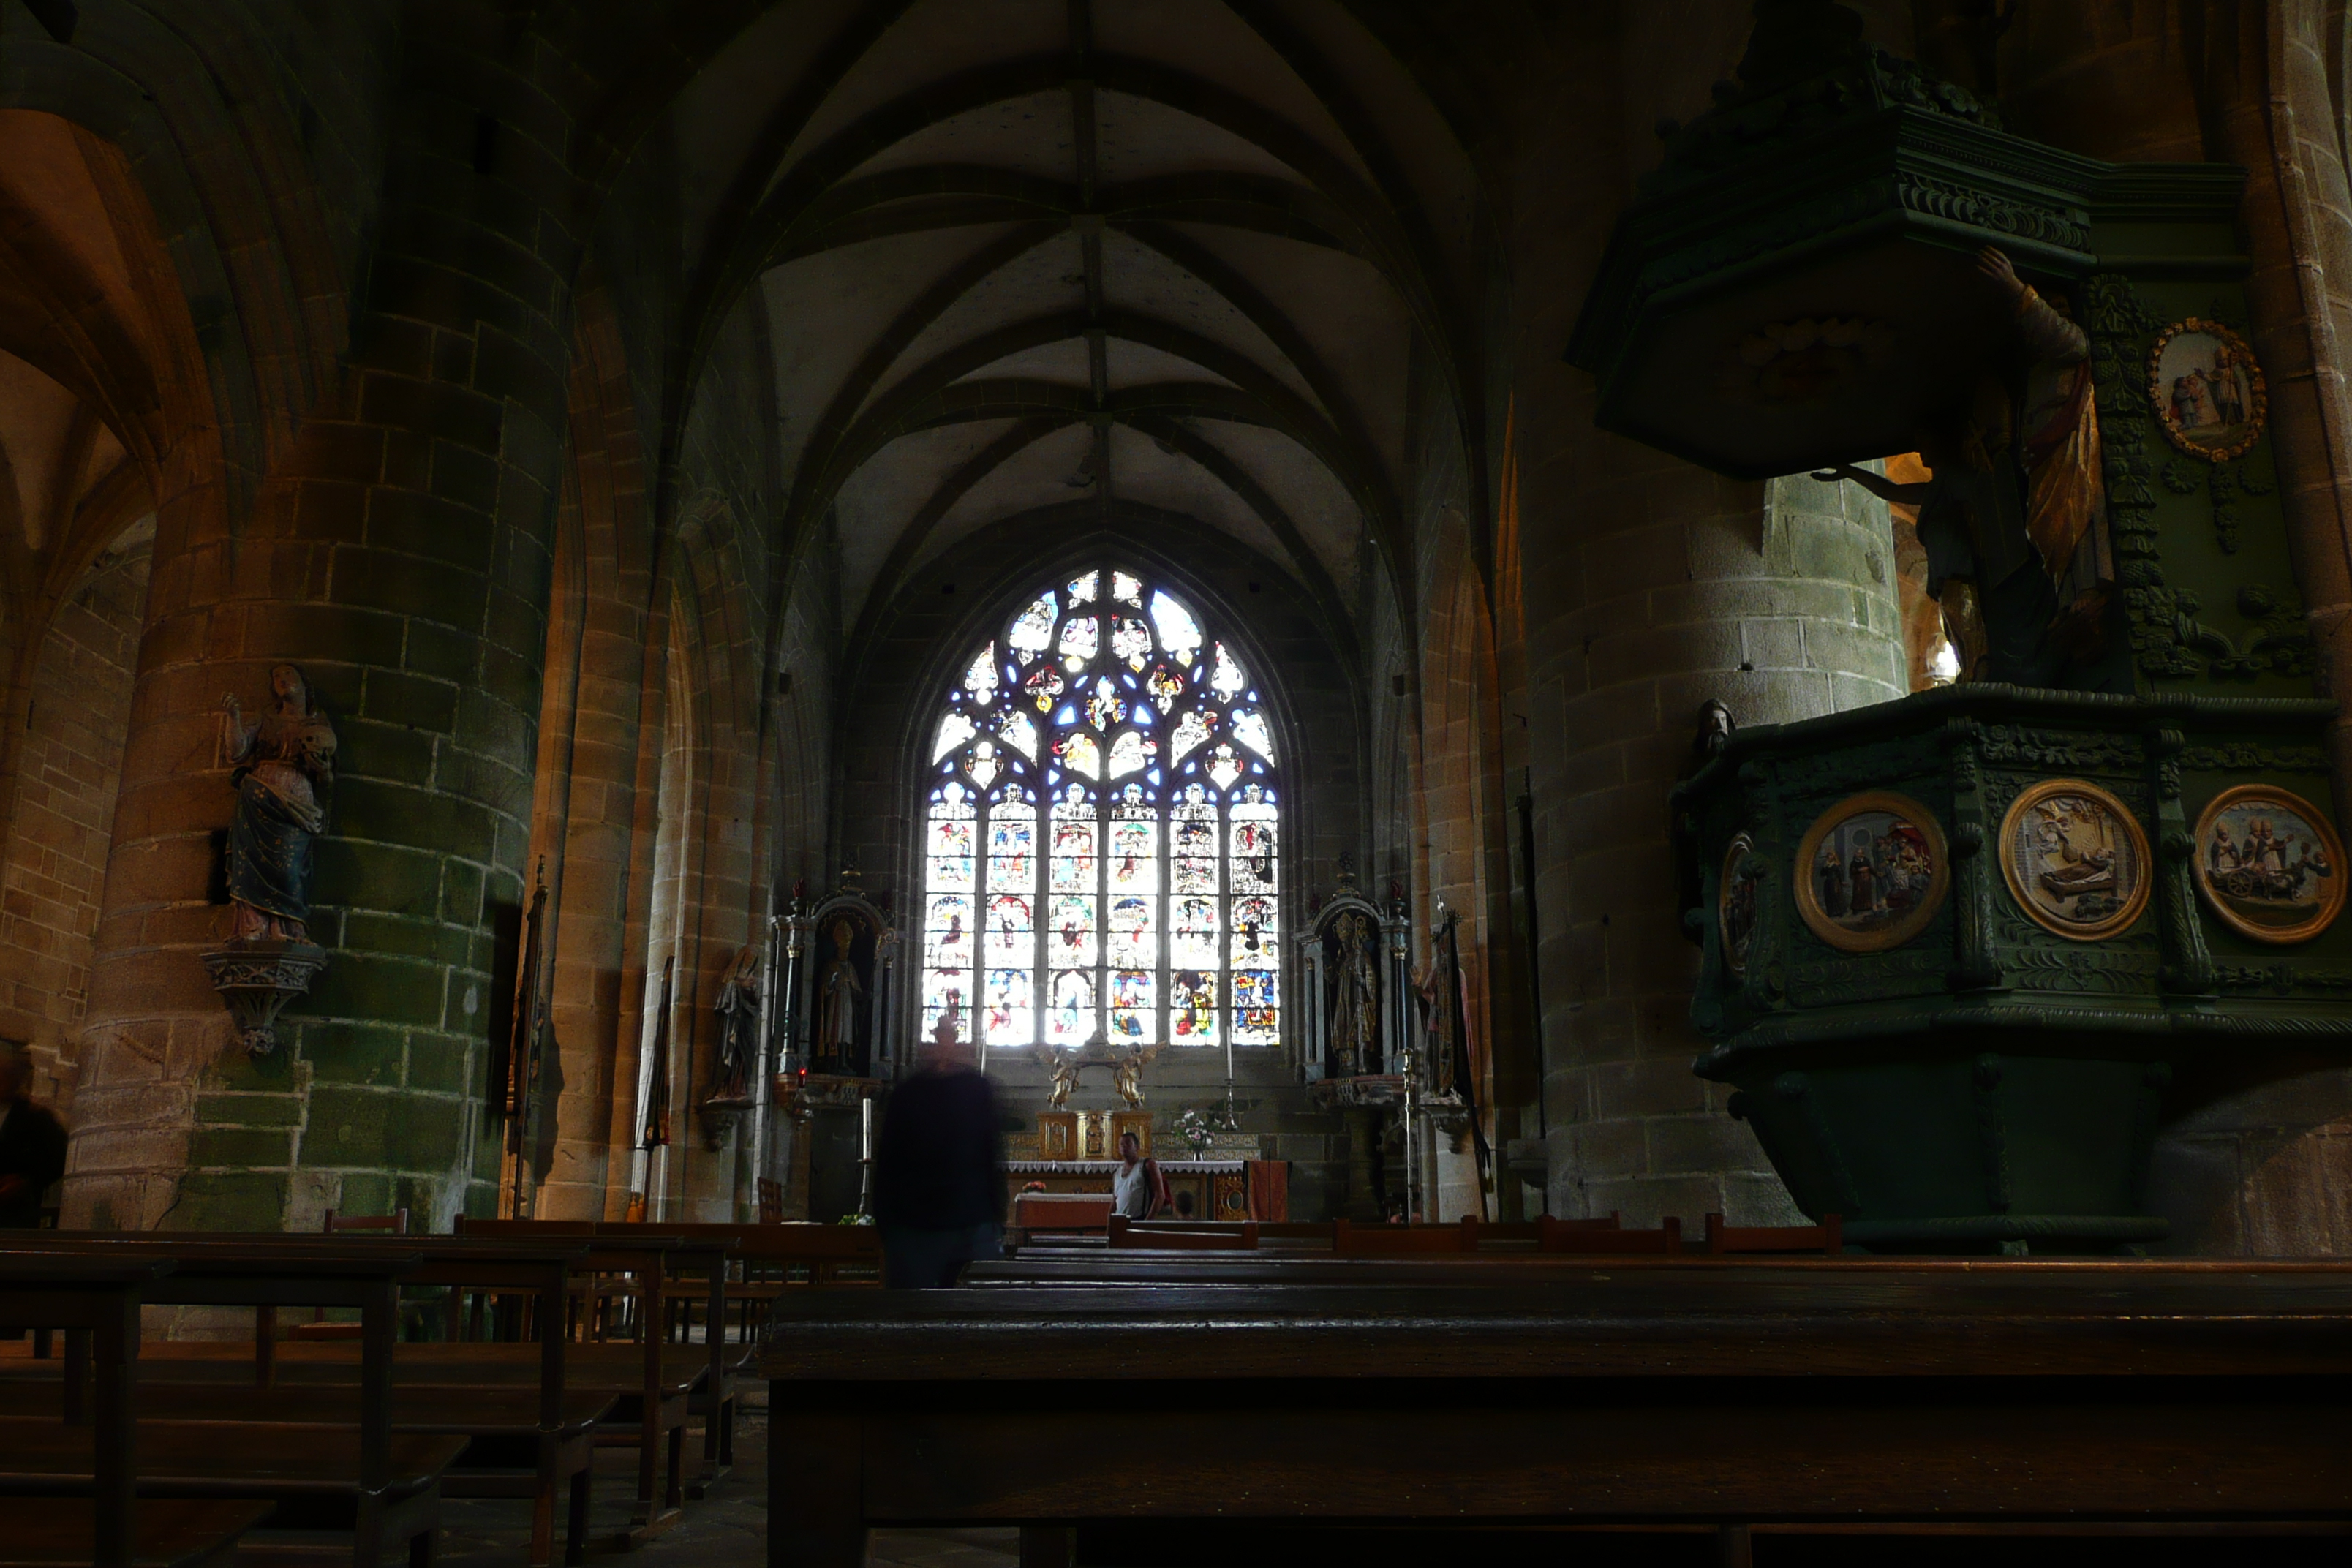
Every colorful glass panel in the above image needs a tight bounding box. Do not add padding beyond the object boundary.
[1231,968,1278,1043]
[1150,589,1202,665]
[1110,616,1152,670]
[1046,968,1095,1042]
[920,571,1279,1049]
[1000,710,1038,760]
[962,643,998,704]
[1058,614,1098,671]
[1231,707,1275,763]
[1169,709,1212,763]
[1170,968,1218,1043]
[935,711,976,761]
[1106,730,1154,778]
[1009,592,1056,659]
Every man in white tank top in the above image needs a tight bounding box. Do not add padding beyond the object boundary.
[1112,1130,1167,1220]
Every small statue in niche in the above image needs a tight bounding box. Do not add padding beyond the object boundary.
[1328,911,1379,1077]
[1814,245,2107,686]
[708,946,760,1104]
[814,916,863,1068]
[219,664,336,943]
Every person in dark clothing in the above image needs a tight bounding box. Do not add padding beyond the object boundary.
[874,1019,1005,1288]
[0,1049,67,1227]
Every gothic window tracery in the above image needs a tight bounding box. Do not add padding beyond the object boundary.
[921,569,1282,1052]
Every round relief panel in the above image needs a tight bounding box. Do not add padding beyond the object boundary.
[2191,784,2346,944]
[1793,791,1948,954]
[2147,317,2266,463]
[1997,780,2152,941]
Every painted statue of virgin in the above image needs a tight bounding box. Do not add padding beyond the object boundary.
[219,663,336,944]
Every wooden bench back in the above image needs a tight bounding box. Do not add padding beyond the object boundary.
[1333,1218,1468,1255]
[322,1208,408,1235]
[1128,1219,1330,1244]
[1108,1216,1259,1250]
[1704,1212,1843,1256]
[1538,1215,1681,1254]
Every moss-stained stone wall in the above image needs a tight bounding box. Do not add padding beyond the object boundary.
[65,16,585,1232]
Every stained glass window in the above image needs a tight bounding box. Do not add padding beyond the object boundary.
[921,572,1282,1052]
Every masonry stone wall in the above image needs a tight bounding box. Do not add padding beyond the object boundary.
[0,533,152,1109]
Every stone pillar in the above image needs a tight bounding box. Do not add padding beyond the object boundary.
[1527,449,1906,1229]
[64,28,581,1231]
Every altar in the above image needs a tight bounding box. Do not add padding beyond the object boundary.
[1006,1161,1279,1232]
[1005,1158,1280,1227]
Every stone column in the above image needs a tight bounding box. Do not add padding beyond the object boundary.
[64,27,582,1231]
[1526,452,1906,1227]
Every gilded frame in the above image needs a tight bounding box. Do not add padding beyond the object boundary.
[2147,317,2266,463]
[1997,779,2152,942]
[1793,791,1950,954]
[2192,783,2347,945]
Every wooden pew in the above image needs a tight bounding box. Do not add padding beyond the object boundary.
[0,1253,171,1567]
[0,1238,444,1567]
[605,1221,885,1494]
[761,1257,2352,1566]
[460,1218,881,1496]
[1705,1211,1842,1256]
[455,1219,724,1534]
[1332,1218,1466,1254]
[1107,1215,1257,1250]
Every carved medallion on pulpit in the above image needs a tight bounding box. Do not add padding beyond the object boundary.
[1999,780,2151,942]
[1793,791,1949,954]
[2193,785,2345,945]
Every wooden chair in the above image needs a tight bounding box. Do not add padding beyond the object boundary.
[1703,1212,1843,1256]
[1332,1218,1468,1255]
[1537,1214,1683,1254]
[1107,1215,1259,1250]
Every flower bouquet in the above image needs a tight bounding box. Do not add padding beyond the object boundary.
[1171,1103,1241,1156]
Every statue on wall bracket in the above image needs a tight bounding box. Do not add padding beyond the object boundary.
[203,663,336,1055]
[698,944,762,1149]
[1298,858,1410,1087]
[780,869,894,1085]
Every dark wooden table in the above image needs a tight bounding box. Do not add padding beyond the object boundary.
[761,1258,2352,1567]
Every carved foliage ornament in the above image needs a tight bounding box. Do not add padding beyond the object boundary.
[1793,791,1950,954]
[1997,780,2152,943]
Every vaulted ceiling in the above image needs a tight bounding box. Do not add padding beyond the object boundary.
[656,0,1485,645]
